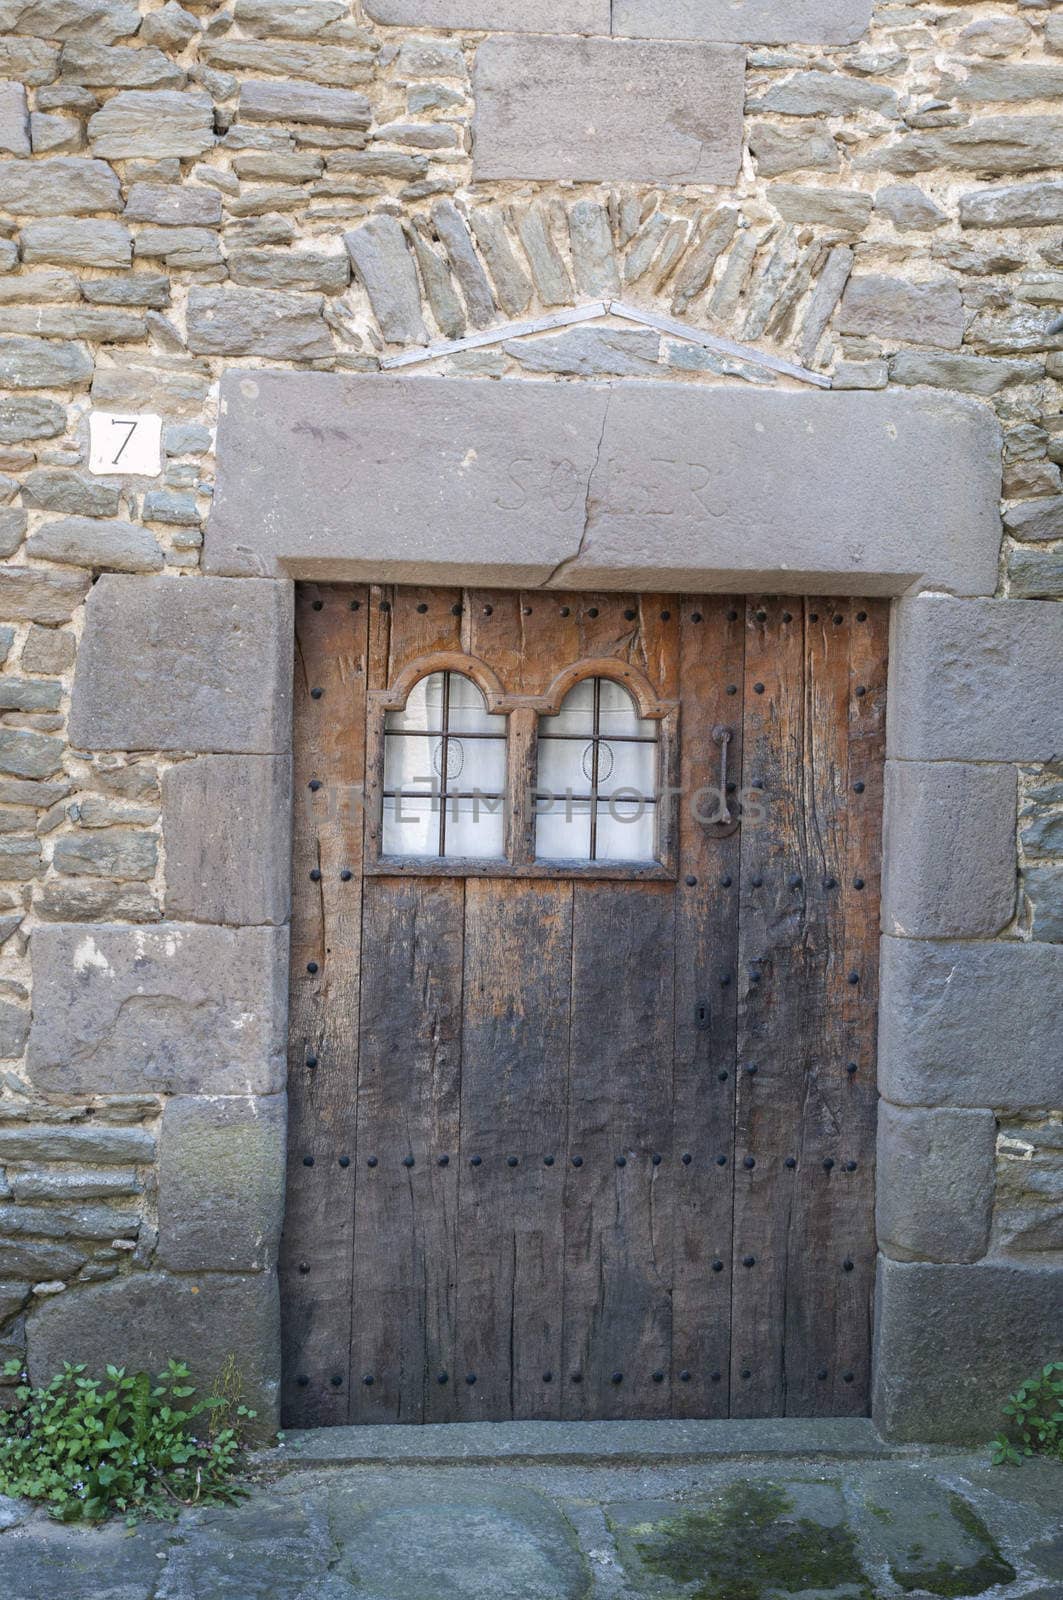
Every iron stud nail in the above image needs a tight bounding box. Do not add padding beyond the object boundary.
[416,603,428,613]
[544,1155,555,1166]
[782,611,793,623]
[587,606,599,618]
[716,1155,728,1167]
[785,1157,797,1169]
[718,1071,729,1082]
[685,875,697,887]
[341,869,353,881]
[843,1371,855,1383]
[741,1369,752,1380]
[363,1375,374,1386]
[711,1371,722,1383]
[465,1374,477,1385]
[624,608,637,621]
[691,611,703,623]
[483,604,493,616]
[712,1260,724,1272]
[727,684,737,695]
[810,610,819,621]
[790,874,803,889]
[848,972,860,985]
[298,1262,310,1275]
[818,1368,829,1381]
[652,1153,662,1166]
[572,1155,583,1168]
[303,1156,314,1167]
[571,1372,582,1383]
[856,685,867,697]
[846,1062,858,1076]
[824,876,837,889]
[309,869,321,882]
[339,1156,350,1168]
[682,1153,693,1165]
[560,606,570,617]
[721,975,732,986]
[542,1370,553,1383]
[756,609,767,622]
[615,1156,626,1167]
[751,875,763,888]
[743,1255,756,1268]
[471,1155,482,1166]
[853,781,865,794]
[403,1156,415,1168]
[307,962,319,975]
[438,1155,449,1167]
[721,876,733,888]
[438,1372,449,1384]
[745,1063,758,1075]
[312,599,324,611]
[330,1376,343,1387]
[350,599,360,611]
[367,1156,378,1168]
[451,603,462,616]
[743,1156,755,1169]
[843,1260,854,1272]
[846,1161,858,1172]
[507,1155,519,1167]
[653,1370,664,1383]
[297,1375,309,1386]
[310,687,323,700]
[823,1158,835,1171]
[854,877,865,890]
[680,1371,691,1382]
[309,779,322,792]
[611,1372,623,1384]
[660,610,670,621]
[727,609,738,621]
[754,682,765,694]
[306,1055,318,1069]
[857,610,868,622]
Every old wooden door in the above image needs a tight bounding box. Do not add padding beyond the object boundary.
[282,586,886,1428]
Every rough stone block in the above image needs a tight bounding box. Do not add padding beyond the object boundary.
[87,89,214,158]
[889,351,1042,395]
[366,0,607,26]
[0,567,88,621]
[0,395,66,444]
[157,1095,286,1272]
[207,374,1002,598]
[613,0,871,43]
[0,728,64,779]
[961,180,1063,229]
[27,516,164,573]
[52,828,158,880]
[0,155,119,214]
[162,754,291,927]
[874,1259,1062,1442]
[69,575,293,755]
[344,216,426,346]
[27,922,288,1096]
[473,38,744,185]
[876,1104,996,1264]
[888,597,1063,761]
[123,181,221,226]
[1023,864,1063,943]
[882,762,1016,938]
[186,285,333,360]
[26,1270,280,1429]
[20,217,131,269]
[837,274,964,349]
[0,337,92,389]
[238,78,370,128]
[0,80,29,156]
[879,937,1063,1111]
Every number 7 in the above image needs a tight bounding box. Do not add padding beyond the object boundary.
[110,419,138,465]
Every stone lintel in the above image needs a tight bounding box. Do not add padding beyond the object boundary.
[207,373,1002,599]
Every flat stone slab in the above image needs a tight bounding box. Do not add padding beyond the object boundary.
[364,0,610,29]
[275,1418,888,1467]
[327,1478,587,1600]
[848,1466,1016,1595]
[612,0,873,44]
[207,373,1001,598]
[472,37,745,185]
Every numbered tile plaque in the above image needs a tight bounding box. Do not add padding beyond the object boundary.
[88,411,163,477]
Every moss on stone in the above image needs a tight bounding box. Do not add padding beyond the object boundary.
[893,1494,1016,1597]
[631,1479,873,1600]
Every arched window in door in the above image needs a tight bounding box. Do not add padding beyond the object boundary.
[535,676,659,864]
[383,670,507,859]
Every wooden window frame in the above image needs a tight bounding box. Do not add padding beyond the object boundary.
[364,650,680,882]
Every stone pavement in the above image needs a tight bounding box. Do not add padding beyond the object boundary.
[0,1423,1060,1600]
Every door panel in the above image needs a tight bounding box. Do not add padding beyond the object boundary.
[282,586,887,1426]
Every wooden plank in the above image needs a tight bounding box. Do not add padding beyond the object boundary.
[349,874,465,1423]
[832,598,888,1415]
[779,598,855,1416]
[730,596,810,1417]
[280,583,368,1428]
[562,881,676,1419]
[454,878,573,1420]
[671,597,744,1417]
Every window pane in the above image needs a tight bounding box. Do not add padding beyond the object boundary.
[598,677,655,738]
[443,734,507,796]
[535,797,592,862]
[547,678,595,737]
[387,673,444,734]
[445,796,506,859]
[446,673,499,735]
[537,733,591,798]
[596,737,656,798]
[595,798,657,863]
[383,733,439,796]
[382,794,439,856]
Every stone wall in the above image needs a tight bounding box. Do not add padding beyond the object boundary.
[0,0,1059,1436]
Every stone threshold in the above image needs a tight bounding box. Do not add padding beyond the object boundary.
[271,1417,912,1469]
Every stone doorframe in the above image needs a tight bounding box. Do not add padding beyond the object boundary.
[34,371,1063,1444]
